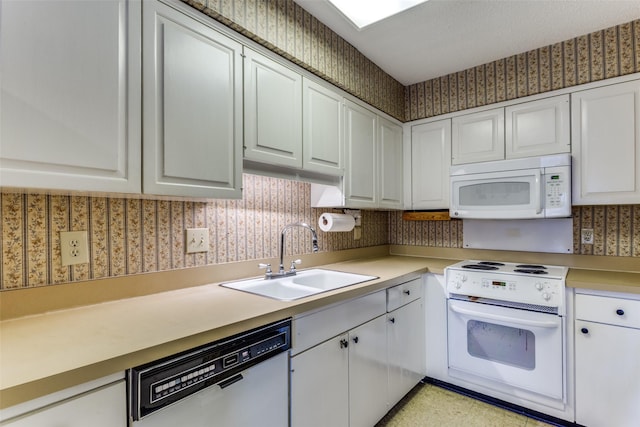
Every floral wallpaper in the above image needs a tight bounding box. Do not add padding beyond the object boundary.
[0,174,388,290]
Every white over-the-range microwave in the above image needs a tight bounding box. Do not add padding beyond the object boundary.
[450,153,571,220]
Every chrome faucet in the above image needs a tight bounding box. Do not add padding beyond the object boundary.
[259,222,319,279]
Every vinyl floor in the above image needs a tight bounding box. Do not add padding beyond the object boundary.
[376,382,556,427]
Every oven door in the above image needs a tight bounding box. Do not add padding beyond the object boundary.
[447,299,563,399]
[450,168,543,219]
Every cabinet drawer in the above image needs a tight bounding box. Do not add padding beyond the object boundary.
[387,278,422,312]
[575,294,640,329]
[292,290,386,355]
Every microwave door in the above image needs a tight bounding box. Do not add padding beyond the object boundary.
[451,169,542,219]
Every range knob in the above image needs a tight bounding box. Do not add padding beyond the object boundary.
[535,282,544,291]
[542,292,551,301]
[455,281,462,289]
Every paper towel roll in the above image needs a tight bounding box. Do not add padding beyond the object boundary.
[318,213,355,232]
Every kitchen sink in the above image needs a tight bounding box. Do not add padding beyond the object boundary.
[220,268,378,301]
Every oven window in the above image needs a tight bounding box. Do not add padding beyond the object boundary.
[459,182,530,206]
[467,320,535,370]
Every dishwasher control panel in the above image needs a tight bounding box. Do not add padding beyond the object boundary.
[129,319,291,420]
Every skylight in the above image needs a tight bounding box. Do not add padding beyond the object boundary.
[327,0,429,30]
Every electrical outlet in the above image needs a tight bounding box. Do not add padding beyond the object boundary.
[581,228,594,245]
[60,231,89,266]
[186,228,209,253]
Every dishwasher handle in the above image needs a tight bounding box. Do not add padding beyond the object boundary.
[218,373,244,389]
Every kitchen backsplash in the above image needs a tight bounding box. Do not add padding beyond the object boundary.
[2,172,638,290]
[388,206,640,258]
[0,174,388,290]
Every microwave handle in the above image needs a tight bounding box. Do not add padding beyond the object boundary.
[534,169,542,215]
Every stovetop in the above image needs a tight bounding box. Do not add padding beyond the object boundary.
[446,260,568,280]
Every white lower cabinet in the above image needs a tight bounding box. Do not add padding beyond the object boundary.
[388,298,424,406]
[0,374,126,427]
[291,279,424,427]
[575,291,640,427]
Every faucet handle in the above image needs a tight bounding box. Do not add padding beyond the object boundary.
[289,259,302,272]
[258,263,272,276]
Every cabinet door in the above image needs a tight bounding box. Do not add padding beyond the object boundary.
[378,117,404,209]
[303,78,343,175]
[506,95,570,159]
[388,299,425,407]
[0,0,141,193]
[143,1,243,199]
[2,381,126,427]
[571,80,640,205]
[349,315,388,427]
[291,334,349,427]
[244,49,302,169]
[410,120,451,209]
[344,100,378,208]
[452,108,504,165]
[575,321,640,427]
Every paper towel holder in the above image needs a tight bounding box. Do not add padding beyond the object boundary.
[342,209,361,226]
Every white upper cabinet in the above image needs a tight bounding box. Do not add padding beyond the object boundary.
[244,49,303,169]
[452,108,504,165]
[452,95,569,165]
[143,0,243,199]
[408,120,451,210]
[0,0,141,193]
[506,95,570,159]
[344,100,378,208]
[571,79,640,205]
[378,117,404,209]
[303,78,344,176]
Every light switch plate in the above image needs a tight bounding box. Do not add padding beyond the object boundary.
[60,231,89,266]
[186,228,209,253]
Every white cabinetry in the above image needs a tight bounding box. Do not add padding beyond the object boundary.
[575,291,640,427]
[143,0,243,198]
[452,108,504,164]
[344,100,378,208]
[407,120,451,209]
[0,374,126,427]
[378,117,404,209]
[303,78,344,176]
[244,49,302,169]
[571,79,640,205]
[387,279,424,406]
[451,95,569,165]
[0,0,141,193]
[505,95,570,159]
[343,100,403,209]
[290,290,387,427]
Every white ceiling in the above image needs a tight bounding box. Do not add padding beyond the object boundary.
[293,0,640,86]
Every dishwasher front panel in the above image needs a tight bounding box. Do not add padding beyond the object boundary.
[130,351,288,427]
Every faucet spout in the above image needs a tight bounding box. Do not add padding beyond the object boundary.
[279,222,319,275]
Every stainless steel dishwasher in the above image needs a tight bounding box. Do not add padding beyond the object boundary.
[128,319,291,427]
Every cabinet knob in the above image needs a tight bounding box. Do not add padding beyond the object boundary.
[339,339,349,349]
[616,309,625,316]
[352,336,359,344]
[389,317,395,324]
[403,290,411,296]
[581,327,589,334]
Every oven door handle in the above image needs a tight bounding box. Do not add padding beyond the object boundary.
[449,304,559,328]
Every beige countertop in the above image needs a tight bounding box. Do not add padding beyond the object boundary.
[1,246,638,409]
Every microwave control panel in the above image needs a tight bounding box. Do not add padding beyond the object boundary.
[543,166,570,217]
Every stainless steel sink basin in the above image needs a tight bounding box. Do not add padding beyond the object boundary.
[220,268,378,301]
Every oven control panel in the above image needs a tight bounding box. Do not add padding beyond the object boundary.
[446,270,564,308]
